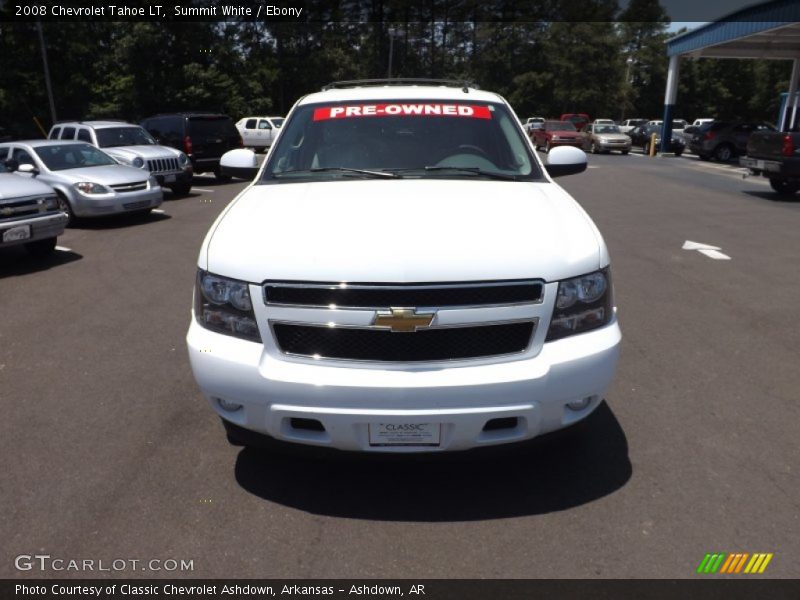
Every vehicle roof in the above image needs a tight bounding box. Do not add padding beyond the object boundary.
[0,139,93,148]
[53,120,140,129]
[299,85,503,106]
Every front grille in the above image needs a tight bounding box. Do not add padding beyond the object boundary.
[0,196,52,220]
[272,321,535,362]
[111,181,148,193]
[146,157,180,173]
[264,281,543,308]
[123,200,151,210]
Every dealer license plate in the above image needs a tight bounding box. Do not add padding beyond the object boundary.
[368,423,441,447]
[2,225,31,243]
[165,174,176,183]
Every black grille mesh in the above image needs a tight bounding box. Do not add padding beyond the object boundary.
[265,282,542,308]
[273,322,534,362]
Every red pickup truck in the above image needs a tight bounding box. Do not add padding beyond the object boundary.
[741,130,800,196]
[560,113,591,132]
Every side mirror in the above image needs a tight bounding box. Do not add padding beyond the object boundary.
[4,158,19,172]
[219,149,259,180]
[18,163,39,176]
[545,146,587,178]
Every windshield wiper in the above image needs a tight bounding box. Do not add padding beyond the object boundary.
[417,166,518,181]
[274,167,401,179]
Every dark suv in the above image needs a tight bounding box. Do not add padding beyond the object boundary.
[689,121,776,162]
[140,113,242,180]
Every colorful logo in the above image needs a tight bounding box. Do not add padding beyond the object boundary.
[697,553,773,574]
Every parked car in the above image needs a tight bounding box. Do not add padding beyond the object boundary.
[560,113,591,131]
[49,121,193,196]
[582,123,631,154]
[140,113,242,181]
[592,119,616,125]
[619,118,648,134]
[692,118,715,127]
[0,140,163,223]
[689,121,776,162]
[628,124,685,156]
[0,158,68,257]
[236,116,284,152]
[189,79,619,453]
[533,120,584,152]
[740,128,800,196]
[522,117,545,134]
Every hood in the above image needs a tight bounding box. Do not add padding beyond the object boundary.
[48,165,150,185]
[205,179,604,283]
[0,173,55,200]
[103,145,180,162]
[596,133,630,142]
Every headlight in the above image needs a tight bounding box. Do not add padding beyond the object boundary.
[547,268,612,341]
[132,157,145,168]
[195,270,260,342]
[178,152,189,166]
[74,182,111,195]
[552,135,560,140]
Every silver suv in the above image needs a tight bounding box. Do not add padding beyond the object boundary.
[49,121,193,196]
[0,158,67,257]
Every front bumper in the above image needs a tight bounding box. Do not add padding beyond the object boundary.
[548,139,584,148]
[187,317,621,453]
[740,156,800,178]
[598,140,631,151]
[68,187,163,217]
[0,212,68,247]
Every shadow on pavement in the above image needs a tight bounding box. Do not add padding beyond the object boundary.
[0,245,83,277]
[743,190,800,204]
[234,401,631,521]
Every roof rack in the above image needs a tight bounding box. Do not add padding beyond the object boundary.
[321,79,479,93]
[54,119,129,125]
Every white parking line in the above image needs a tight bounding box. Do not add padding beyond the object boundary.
[152,209,165,214]
[192,188,216,193]
[55,246,72,252]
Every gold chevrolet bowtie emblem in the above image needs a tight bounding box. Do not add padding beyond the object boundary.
[373,308,435,333]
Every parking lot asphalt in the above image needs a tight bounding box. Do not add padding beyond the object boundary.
[2,156,798,579]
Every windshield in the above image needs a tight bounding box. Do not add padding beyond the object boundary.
[596,125,620,134]
[262,100,541,182]
[34,143,118,171]
[565,115,586,123]
[95,126,156,147]
[546,121,576,131]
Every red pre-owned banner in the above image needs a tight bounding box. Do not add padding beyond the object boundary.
[313,104,492,121]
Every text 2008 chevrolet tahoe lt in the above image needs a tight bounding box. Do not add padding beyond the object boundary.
[186,80,621,453]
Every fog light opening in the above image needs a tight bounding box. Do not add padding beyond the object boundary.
[290,418,326,432]
[566,396,595,411]
[483,417,519,432]
[216,397,243,412]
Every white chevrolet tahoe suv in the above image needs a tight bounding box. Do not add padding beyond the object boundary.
[187,79,621,453]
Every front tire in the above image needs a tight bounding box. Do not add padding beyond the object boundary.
[214,169,232,183]
[545,141,551,153]
[24,237,57,258]
[769,178,800,196]
[169,182,192,197]
[56,192,76,226]
[713,143,734,162]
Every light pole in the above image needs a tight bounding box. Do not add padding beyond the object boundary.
[37,20,57,125]
[387,26,397,79]
[620,56,634,123]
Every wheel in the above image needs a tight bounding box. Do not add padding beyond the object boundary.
[713,143,734,162]
[169,182,192,196]
[769,178,800,196]
[24,237,57,257]
[621,150,629,155]
[674,149,683,157]
[698,154,711,161]
[643,142,650,155]
[545,141,551,153]
[214,169,232,183]
[56,192,76,226]
[591,142,599,154]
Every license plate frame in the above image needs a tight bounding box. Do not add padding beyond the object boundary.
[2,225,31,243]
[368,423,441,447]
[164,174,176,183]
